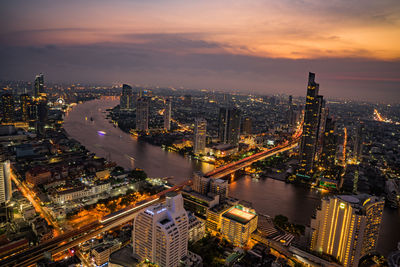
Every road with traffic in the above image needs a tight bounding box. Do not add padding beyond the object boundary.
[205,126,302,179]
[0,181,189,267]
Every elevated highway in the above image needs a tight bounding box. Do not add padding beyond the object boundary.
[0,181,190,267]
[205,127,302,179]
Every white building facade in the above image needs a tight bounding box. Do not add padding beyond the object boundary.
[133,192,189,267]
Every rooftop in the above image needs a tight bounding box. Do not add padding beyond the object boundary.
[223,207,256,224]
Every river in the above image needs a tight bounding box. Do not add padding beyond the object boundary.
[63,98,399,256]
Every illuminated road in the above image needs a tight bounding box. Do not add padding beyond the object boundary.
[0,181,189,267]
[205,141,299,179]
[374,109,400,125]
[10,169,63,235]
[205,126,302,179]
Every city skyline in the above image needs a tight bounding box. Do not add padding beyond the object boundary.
[1,1,400,103]
[1,1,399,266]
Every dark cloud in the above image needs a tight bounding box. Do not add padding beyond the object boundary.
[1,34,399,103]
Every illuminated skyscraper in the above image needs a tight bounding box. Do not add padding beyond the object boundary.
[1,93,15,123]
[310,195,384,267]
[120,84,134,110]
[133,192,189,267]
[34,73,44,97]
[218,107,241,146]
[317,100,328,156]
[20,94,31,122]
[136,97,149,131]
[299,72,323,177]
[0,160,12,205]
[194,118,206,154]
[163,98,171,131]
[320,117,337,176]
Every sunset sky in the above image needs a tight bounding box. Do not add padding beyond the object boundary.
[1,0,399,102]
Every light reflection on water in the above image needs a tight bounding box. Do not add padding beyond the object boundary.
[64,98,400,256]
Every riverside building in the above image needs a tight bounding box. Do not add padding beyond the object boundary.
[133,192,189,267]
[310,194,384,267]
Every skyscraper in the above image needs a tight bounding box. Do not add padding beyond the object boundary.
[287,105,300,128]
[194,118,207,154]
[320,117,337,176]
[136,97,149,131]
[299,72,323,177]
[317,99,328,156]
[34,73,44,97]
[163,98,171,131]
[310,195,384,267]
[242,117,252,135]
[0,160,12,205]
[1,93,15,123]
[218,107,241,146]
[133,192,189,267]
[120,84,134,110]
[37,98,48,123]
[20,94,31,122]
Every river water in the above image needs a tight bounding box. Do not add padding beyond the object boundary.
[63,98,399,256]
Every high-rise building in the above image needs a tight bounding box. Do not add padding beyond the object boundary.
[310,195,384,267]
[34,73,44,97]
[317,100,328,156]
[218,107,241,146]
[288,95,293,106]
[192,172,210,195]
[287,105,300,127]
[133,192,189,267]
[192,172,228,204]
[298,72,324,177]
[20,94,31,122]
[194,118,206,154]
[209,179,228,203]
[37,98,48,123]
[120,84,134,110]
[242,117,252,135]
[0,160,12,205]
[320,117,337,176]
[28,103,38,121]
[163,98,171,131]
[1,93,15,123]
[221,205,258,247]
[136,97,149,131]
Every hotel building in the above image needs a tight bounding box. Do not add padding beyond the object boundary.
[310,195,384,267]
[133,192,189,267]
[221,205,258,247]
